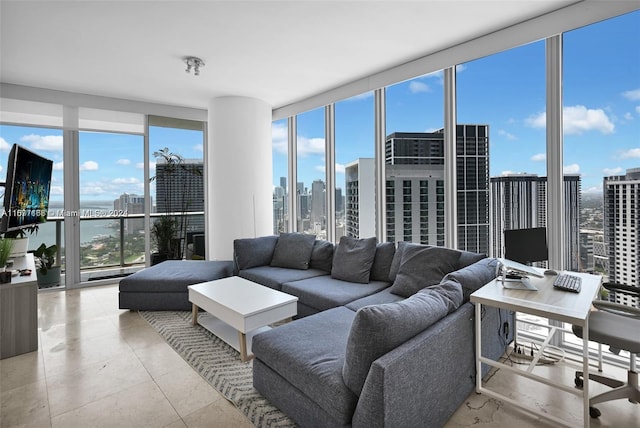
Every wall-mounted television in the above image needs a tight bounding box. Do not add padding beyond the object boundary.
[1,144,54,233]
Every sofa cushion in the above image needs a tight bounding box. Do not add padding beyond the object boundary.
[252,307,358,425]
[342,281,463,396]
[331,236,377,284]
[233,235,278,270]
[388,241,408,282]
[239,265,328,291]
[369,242,395,282]
[444,257,499,302]
[282,276,390,312]
[389,244,461,297]
[456,250,486,270]
[270,232,316,270]
[344,288,405,311]
[309,240,334,273]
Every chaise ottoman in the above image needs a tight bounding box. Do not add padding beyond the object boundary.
[118,260,234,310]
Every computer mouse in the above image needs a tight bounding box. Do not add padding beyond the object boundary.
[544,269,558,276]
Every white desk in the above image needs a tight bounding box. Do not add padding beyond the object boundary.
[471,270,602,427]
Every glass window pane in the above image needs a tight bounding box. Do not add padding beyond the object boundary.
[272,119,288,234]
[336,92,374,239]
[386,73,444,245]
[296,108,325,237]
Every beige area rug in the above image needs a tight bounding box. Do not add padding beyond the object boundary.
[140,310,296,428]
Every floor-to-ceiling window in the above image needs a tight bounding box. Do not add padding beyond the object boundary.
[385,73,444,245]
[296,108,326,237]
[148,116,205,261]
[78,130,145,278]
[335,92,374,240]
[272,118,288,234]
[457,41,546,258]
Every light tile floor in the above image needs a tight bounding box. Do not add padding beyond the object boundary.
[1,284,637,427]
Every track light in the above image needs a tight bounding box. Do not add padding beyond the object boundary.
[183,56,205,76]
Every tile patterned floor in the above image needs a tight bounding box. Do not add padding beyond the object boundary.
[1,284,637,427]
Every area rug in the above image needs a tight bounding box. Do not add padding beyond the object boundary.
[139,310,296,428]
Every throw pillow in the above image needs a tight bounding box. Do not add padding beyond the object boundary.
[389,243,461,297]
[233,235,278,270]
[456,250,486,270]
[331,236,377,284]
[388,241,408,282]
[369,242,395,282]
[270,233,317,270]
[309,240,334,272]
[342,284,460,396]
[444,257,499,302]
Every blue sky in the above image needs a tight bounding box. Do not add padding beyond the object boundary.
[272,10,639,195]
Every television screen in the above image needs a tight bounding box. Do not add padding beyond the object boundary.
[1,144,54,232]
[504,227,548,264]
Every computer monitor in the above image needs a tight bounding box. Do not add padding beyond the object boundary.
[504,227,548,265]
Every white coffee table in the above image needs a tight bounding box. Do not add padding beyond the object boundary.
[188,276,298,362]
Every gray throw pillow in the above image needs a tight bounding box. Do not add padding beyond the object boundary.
[309,240,334,272]
[331,236,377,284]
[342,284,460,396]
[369,242,395,282]
[233,235,278,270]
[456,250,486,270]
[388,241,408,282]
[445,257,499,302]
[389,243,461,297]
[270,233,317,270]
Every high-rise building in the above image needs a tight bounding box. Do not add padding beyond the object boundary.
[384,126,489,254]
[345,158,375,238]
[114,193,145,235]
[310,179,325,228]
[603,167,640,307]
[490,174,581,271]
[155,158,204,232]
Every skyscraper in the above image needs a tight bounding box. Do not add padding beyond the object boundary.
[384,126,489,254]
[345,158,375,238]
[603,167,640,307]
[114,193,145,235]
[490,174,581,271]
[310,179,326,230]
[155,158,204,232]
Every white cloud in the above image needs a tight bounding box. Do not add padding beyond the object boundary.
[49,185,63,196]
[20,134,63,151]
[53,161,64,170]
[335,163,345,174]
[621,148,640,159]
[497,129,517,140]
[297,136,325,157]
[636,106,640,115]
[272,122,288,155]
[409,81,431,94]
[526,105,615,135]
[136,162,146,169]
[564,105,614,135]
[80,160,99,171]
[583,185,602,194]
[603,167,623,176]
[117,159,131,165]
[622,88,640,101]
[531,153,545,162]
[193,143,203,153]
[563,164,580,174]
[0,137,11,152]
[112,177,140,184]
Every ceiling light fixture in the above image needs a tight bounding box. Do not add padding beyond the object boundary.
[183,56,205,76]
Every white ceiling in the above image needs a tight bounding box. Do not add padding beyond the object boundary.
[0,0,585,112]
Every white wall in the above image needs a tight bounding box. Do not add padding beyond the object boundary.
[206,96,273,260]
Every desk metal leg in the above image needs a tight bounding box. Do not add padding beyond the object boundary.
[475,302,482,393]
[583,317,590,427]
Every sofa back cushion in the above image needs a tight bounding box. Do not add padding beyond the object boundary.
[444,257,499,302]
[389,243,461,297]
[270,233,317,270]
[309,240,334,273]
[456,250,486,270]
[369,242,395,282]
[233,235,278,270]
[343,280,463,396]
[331,236,377,284]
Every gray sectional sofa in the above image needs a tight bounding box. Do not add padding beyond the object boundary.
[234,234,514,428]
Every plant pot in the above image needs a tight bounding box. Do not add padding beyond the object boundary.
[8,237,29,258]
[0,268,11,283]
[36,266,61,288]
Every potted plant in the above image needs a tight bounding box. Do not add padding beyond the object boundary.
[0,238,14,283]
[3,224,39,258]
[33,243,60,288]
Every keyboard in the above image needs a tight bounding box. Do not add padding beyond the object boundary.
[553,273,582,293]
